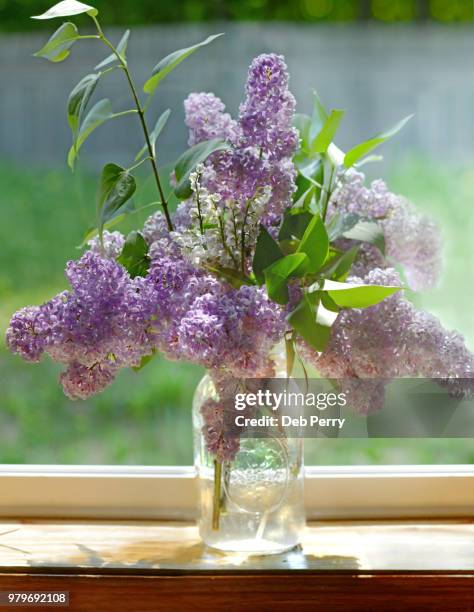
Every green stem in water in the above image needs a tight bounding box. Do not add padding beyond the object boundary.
[212,460,223,531]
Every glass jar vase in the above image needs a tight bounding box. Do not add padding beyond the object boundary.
[193,373,305,554]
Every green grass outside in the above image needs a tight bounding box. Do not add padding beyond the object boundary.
[0,157,473,465]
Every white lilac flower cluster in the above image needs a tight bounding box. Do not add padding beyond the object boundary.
[173,164,272,269]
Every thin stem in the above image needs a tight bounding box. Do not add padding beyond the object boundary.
[240,199,252,275]
[113,109,139,119]
[195,170,204,235]
[212,460,222,531]
[127,155,153,173]
[99,65,124,77]
[321,165,335,222]
[91,16,174,231]
[231,208,239,253]
[213,201,239,268]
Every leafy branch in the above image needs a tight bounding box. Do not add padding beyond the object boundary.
[31,0,224,239]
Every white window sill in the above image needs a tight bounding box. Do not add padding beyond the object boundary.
[0,464,472,520]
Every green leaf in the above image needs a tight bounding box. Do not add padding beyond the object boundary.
[32,0,98,19]
[293,173,312,204]
[279,210,313,241]
[174,138,231,199]
[77,207,132,248]
[95,29,130,70]
[33,21,79,62]
[309,90,328,144]
[264,253,309,305]
[296,213,329,273]
[327,212,362,241]
[293,185,316,211]
[135,108,171,162]
[344,115,413,168]
[252,225,283,285]
[132,350,156,373]
[327,212,385,254]
[117,231,150,279]
[143,33,224,94]
[97,163,136,237]
[331,245,359,280]
[278,238,299,255]
[287,294,331,352]
[293,113,311,151]
[311,109,344,154]
[354,154,383,168]
[320,245,359,281]
[295,157,322,185]
[320,291,340,312]
[67,73,99,136]
[343,220,385,254]
[67,98,114,169]
[323,279,400,309]
[316,300,339,328]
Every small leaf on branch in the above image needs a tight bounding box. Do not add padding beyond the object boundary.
[321,245,359,281]
[97,163,136,237]
[287,294,332,352]
[253,226,284,285]
[143,33,224,95]
[77,207,133,248]
[264,253,309,305]
[67,73,99,135]
[311,109,344,154]
[174,138,231,200]
[326,212,362,241]
[279,210,313,241]
[32,0,98,19]
[344,115,413,168]
[327,213,386,254]
[309,90,328,144]
[95,29,130,70]
[293,113,311,152]
[67,98,114,169]
[135,108,171,162]
[296,213,329,273]
[117,231,150,278]
[343,220,385,254]
[33,21,79,62]
[323,279,400,308]
[295,157,322,186]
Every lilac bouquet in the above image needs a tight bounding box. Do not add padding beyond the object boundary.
[7,2,474,463]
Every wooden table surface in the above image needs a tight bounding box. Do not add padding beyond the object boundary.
[0,519,472,610]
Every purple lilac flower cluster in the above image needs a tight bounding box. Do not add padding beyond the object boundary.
[298,267,474,414]
[183,53,297,234]
[7,223,285,400]
[5,51,474,459]
[330,171,442,290]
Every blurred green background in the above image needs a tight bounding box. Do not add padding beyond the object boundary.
[0,0,473,465]
[1,0,473,29]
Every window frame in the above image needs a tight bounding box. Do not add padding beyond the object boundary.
[0,464,472,520]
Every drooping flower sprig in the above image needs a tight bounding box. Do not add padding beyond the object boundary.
[6,1,474,430]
